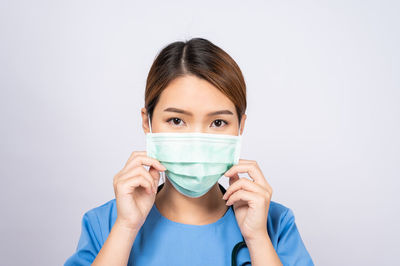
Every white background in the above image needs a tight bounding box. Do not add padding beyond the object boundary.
[1,0,399,265]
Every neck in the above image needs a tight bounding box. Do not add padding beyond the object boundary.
[155,177,229,225]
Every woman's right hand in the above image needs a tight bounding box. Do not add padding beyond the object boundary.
[113,151,167,231]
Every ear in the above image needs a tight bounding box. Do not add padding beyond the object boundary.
[239,113,247,135]
[141,107,151,134]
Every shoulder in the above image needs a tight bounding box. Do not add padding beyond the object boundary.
[64,199,117,265]
[84,198,117,220]
[268,200,293,222]
[267,200,296,243]
[80,198,117,242]
[267,201,315,265]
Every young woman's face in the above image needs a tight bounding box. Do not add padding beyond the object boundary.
[142,74,246,136]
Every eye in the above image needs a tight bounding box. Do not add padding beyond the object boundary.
[166,117,185,127]
[211,119,228,128]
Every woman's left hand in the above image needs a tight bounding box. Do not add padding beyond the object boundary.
[222,159,273,242]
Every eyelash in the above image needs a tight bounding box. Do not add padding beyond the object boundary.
[166,117,229,128]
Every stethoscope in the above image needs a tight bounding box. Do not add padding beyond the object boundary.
[156,183,251,266]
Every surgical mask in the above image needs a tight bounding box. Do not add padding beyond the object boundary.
[146,116,242,198]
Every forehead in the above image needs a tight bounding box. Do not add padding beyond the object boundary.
[155,75,236,114]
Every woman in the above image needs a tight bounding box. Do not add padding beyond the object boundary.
[64,38,314,266]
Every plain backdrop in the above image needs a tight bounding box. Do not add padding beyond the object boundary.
[1,0,399,265]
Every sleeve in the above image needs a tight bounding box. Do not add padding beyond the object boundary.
[276,208,314,266]
[64,211,103,266]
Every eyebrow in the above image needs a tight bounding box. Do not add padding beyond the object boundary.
[163,107,234,116]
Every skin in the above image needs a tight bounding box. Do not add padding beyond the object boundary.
[92,74,282,266]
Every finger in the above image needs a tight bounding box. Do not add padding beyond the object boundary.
[116,175,154,195]
[149,166,161,188]
[228,172,240,186]
[226,189,256,206]
[123,154,167,174]
[236,160,273,193]
[222,177,267,201]
[124,151,146,166]
[224,163,267,187]
[124,152,167,172]
[117,166,158,193]
[127,153,167,172]
[238,159,255,164]
[129,166,158,192]
[226,189,268,207]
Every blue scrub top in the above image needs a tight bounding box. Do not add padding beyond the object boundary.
[65,183,314,266]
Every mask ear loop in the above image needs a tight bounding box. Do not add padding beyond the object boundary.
[148,114,165,184]
[149,115,239,185]
[148,115,152,133]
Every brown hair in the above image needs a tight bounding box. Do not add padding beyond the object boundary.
[144,37,247,126]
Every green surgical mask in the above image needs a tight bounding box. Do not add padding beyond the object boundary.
[146,116,242,198]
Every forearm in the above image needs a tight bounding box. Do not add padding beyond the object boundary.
[92,221,139,266]
[245,232,283,266]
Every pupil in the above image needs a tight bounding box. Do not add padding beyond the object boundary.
[215,120,221,126]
